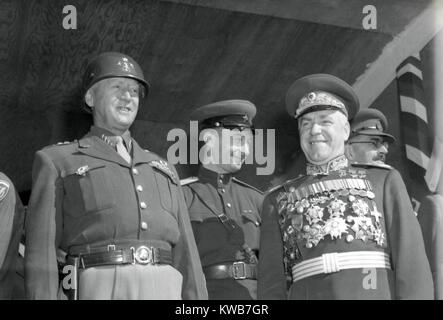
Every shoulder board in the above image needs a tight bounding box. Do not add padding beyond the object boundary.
[54,140,76,146]
[0,179,10,202]
[149,159,177,183]
[180,176,199,186]
[351,161,392,170]
[266,174,307,195]
[283,174,307,187]
[232,177,263,194]
[264,183,284,195]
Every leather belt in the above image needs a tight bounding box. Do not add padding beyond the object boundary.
[204,262,257,280]
[292,251,391,283]
[68,245,172,269]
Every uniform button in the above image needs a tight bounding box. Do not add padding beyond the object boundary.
[136,185,143,192]
[221,188,226,193]
[140,202,147,209]
[132,168,139,175]
[226,203,232,208]
[141,221,148,230]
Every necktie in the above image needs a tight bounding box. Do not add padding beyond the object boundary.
[102,135,132,164]
[115,136,132,164]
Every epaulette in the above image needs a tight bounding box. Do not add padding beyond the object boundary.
[265,174,306,196]
[54,140,76,146]
[264,183,284,196]
[351,161,393,170]
[149,159,177,183]
[42,140,77,151]
[232,177,264,194]
[180,176,199,186]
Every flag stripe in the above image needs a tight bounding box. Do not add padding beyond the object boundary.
[397,56,422,71]
[405,144,430,169]
[399,96,428,123]
[396,63,423,80]
[397,73,427,106]
[400,112,432,155]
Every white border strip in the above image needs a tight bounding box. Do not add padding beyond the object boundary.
[396,63,423,80]
[405,144,430,169]
[399,96,428,123]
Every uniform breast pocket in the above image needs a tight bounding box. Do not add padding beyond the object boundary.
[241,210,261,227]
[153,171,176,216]
[62,164,116,215]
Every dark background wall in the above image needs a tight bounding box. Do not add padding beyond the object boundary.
[1,0,436,204]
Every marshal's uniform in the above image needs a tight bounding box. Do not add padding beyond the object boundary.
[258,155,433,299]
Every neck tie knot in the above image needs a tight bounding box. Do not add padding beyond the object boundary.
[101,135,132,164]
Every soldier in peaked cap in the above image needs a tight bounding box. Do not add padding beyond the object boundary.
[346,108,396,166]
[258,74,433,299]
[181,100,264,299]
[25,52,207,300]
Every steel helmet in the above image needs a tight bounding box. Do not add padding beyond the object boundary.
[82,52,150,112]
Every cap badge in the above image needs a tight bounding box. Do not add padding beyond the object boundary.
[297,91,346,117]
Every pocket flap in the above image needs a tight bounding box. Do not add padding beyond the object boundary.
[61,164,106,177]
[241,209,261,226]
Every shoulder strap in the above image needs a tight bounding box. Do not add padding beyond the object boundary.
[187,184,237,230]
[232,177,263,194]
[180,176,199,186]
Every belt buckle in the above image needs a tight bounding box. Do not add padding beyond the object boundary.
[232,261,247,280]
[134,246,153,264]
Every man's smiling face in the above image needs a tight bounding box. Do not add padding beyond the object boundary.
[298,109,350,165]
[86,77,140,134]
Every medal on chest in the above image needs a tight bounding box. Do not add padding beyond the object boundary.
[277,175,385,266]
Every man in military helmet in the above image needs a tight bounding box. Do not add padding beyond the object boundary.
[258,74,433,299]
[25,52,207,300]
[346,108,395,166]
[181,100,264,299]
[0,173,25,299]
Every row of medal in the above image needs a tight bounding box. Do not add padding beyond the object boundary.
[278,186,385,255]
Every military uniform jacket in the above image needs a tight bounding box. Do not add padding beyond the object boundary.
[25,127,207,300]
[0,172,25,299]
[258,156,433,299]
[182,167,263,299]
[418,193,443,299]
